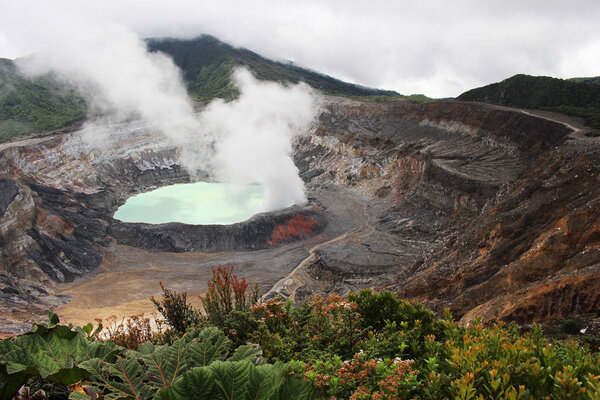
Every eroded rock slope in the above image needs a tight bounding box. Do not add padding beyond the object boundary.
[1,96,597,332]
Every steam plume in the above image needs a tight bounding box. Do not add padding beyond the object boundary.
[201,68,317,211]
[15,15,318,212]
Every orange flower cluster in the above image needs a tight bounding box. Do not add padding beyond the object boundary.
[302,351,419,400]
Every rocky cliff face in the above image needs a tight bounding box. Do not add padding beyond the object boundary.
[292,97,597,326]
[398,137,600,324]
[1,96,597,332]
[0,125,326,332]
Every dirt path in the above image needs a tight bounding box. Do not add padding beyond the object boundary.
[264,199,373,301]
[516,109,584,138]
[470,101,590,139]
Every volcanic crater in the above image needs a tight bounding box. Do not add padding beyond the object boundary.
[1,96,599,333]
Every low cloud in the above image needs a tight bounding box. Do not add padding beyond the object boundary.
[16,12,319,213]
[2,0,599,98]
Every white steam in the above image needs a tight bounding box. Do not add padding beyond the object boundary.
[16,16,318,213]
[18,20,203,153]
[201,69,316,211]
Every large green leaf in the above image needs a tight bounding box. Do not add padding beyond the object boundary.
[249,363,317,400]
[154,360,316,400]
[79,328,233,399]
[247,363,285,400]
[2,325,298,400]
[0,325,88,398]
[34,327,88,381]
[86,340,122,362]
[2,325,118,386]
[79,356,155,400]
[1,345,37,375]
[153,367,216,400]
[141,339,188,389]
[0,314,121,400]
[228,344,265,365]
[0,340,18,357]
[135,342,156,356]
[276,369,317,400]
[187,327,231,367]
[139,328,233,389]
[211,360,253,400]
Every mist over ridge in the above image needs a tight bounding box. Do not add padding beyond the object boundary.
[16,18,319,213]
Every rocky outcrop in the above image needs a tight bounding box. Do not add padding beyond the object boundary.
[0,179,18,218]
[293,97,598,327]
[397,140,600,324]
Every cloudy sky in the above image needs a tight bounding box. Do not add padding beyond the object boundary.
[0,0,599,98]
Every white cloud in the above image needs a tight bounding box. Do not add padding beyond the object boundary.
[10,4,319,211]
[558,39,600,79]
[0,0,599,97]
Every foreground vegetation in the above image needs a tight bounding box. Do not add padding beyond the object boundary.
[1,266,599,399]
[458,74,600,130]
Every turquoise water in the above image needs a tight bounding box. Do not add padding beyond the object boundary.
[113,182,265,225]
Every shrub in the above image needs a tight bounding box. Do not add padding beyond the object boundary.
[201,265,260,321]
[294,351,421,399]
[561,319,581,335]
[150,281,200,335]
[349,289,444,361]
[427,321,600,400]
[197,265,260,346]
[98,313,164,349]
[246,294,365,363]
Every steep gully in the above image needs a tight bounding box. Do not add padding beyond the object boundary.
[1,96,598,333]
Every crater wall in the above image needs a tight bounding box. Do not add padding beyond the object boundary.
[2,96,595,332]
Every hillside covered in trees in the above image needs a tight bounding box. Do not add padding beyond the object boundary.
[458,74,600,130]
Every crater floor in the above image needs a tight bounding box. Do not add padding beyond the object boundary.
[54,186,367,327]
